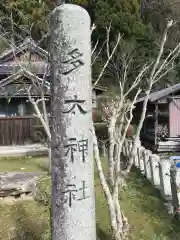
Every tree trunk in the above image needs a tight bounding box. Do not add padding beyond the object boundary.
[108,118,116,187]
[93,127,118,234]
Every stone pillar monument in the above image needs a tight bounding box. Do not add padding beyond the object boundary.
[50,3,96,240]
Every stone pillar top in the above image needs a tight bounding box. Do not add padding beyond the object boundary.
[53,3,90,19]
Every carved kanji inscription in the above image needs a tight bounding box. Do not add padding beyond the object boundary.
[62,95,87,115]
[62,48,84,75]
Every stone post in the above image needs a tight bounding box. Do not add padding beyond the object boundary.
[50,4,96,240]
[142,150,151,180]
[170,164,179,215]
[159,159,172,200]
[133,148,139,167]
[149,154,160,188]
[122,144,126,157]
[124,139,129,157]
[99,141,106,157]
[133,140,141,167]
[137,146,145,174]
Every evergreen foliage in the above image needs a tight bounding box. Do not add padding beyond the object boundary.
[0,0,179,88]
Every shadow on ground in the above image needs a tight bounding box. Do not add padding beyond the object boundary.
[97,223,111,240]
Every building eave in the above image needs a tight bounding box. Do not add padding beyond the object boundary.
[92,84,107,92]
[0,38,49,64]
[136,82,180,104]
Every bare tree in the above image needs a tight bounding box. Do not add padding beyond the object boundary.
[0,7,121,177]
[0,5,53,170]
[25,69,52,171]
[92,19,180,240]
[1,4,180,239]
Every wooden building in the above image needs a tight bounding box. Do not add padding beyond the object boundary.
[0,38,106,146]
[135,84,180,152]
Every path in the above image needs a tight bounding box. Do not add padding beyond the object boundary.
[0,144,48,157]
